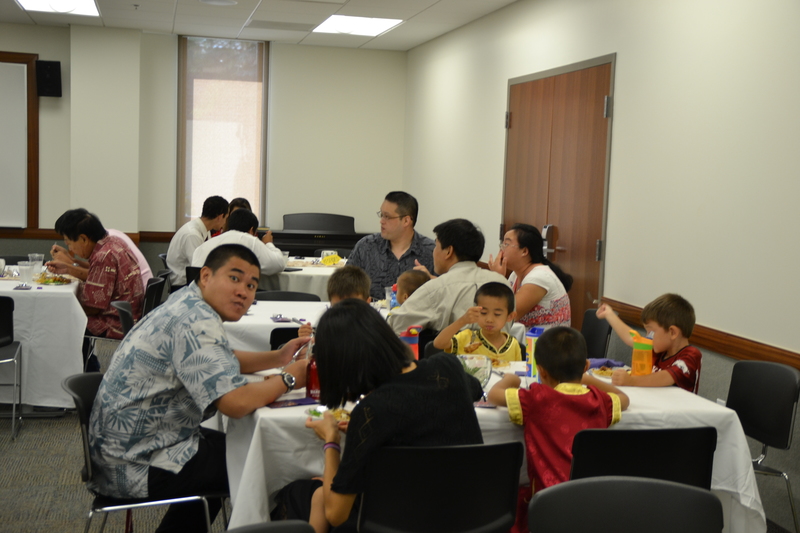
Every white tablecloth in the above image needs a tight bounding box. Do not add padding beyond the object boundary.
[259,258,342,302]
[0,279,86,408]
[224,367,765,532]
[223,300,330,351]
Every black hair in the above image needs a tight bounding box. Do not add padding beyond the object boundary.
[433,219,485,262]
[227,208,259,234]
[201,196,229,219]
[203,243,260,273]
[384,191,419,226]
[510,223,573,292]
[228,197,252,214]
[474,282,515,313]
[534,326,587,382]
[315,299,412,408]
[327,265,371,301]
[54,208,107,242]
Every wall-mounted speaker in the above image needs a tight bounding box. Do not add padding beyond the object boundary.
[36,60,62,97]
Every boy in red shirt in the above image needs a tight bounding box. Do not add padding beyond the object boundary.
[488,326,629,532]
[596,293,701,393]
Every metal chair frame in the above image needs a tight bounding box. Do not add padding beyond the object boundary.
[61,373,228,533]
[0,296,22,439]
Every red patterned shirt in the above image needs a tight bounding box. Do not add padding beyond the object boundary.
[653,345,702,394]
[81,235,144,339]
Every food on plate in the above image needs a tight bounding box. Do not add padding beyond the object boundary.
[306,406,351,422]
[491,359,510,368]
[592,366,630,377]
[37,274,72,285]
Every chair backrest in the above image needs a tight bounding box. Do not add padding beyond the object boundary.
[158,252,168,269]
[358,442,524,533]
[528,476,723,533]
[727,360,800,450]
[0,296,14,347]
[185,266,202,285]
[156,268,172,299]
[110,301,134,336]
[417,328,439,359]
[282,213,355,234]
[570,427,717,490]
[270,327,300,350]
[0,255,29,265]
[226,520,315,533]
[580,309,612,359]
[61,373,105,483]
[142,277,166,317]
[255,290,320,302]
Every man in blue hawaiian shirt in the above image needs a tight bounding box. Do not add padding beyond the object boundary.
[88,244,309,532]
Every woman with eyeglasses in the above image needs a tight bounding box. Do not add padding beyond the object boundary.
[488,223,573,329]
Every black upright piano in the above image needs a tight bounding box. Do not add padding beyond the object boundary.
[265,213,370,257]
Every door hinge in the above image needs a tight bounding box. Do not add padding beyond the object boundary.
[603,96,612,118]
[595,239,603,261]
[505,111,511,129]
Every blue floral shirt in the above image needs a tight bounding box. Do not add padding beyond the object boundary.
[87,283,247,498]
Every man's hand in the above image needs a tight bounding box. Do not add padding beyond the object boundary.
[283,358,310,389]
[276,336,312,367]
[46,261,69,274]
[261,230,274,244]
[487,251,507,276]
[50,244,74,264]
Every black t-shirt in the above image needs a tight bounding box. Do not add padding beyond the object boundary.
[331,353,484,495]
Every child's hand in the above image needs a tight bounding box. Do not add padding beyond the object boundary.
[611,368,633,386]
[460,306,483,326]
[596,303,614,319]
[298,322,313,338]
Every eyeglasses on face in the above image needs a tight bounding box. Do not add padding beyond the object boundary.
[499,241,520,250]
[376,211,405,221]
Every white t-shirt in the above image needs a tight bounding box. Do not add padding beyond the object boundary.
[166,218,209,286]
[191,230,286,276]
[508,264,571,329]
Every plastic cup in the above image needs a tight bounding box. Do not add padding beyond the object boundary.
[17,262,34,285]
[282,251,290,260]
[321,250,336,258]
[0,259,5,274]
[28,253,44,272]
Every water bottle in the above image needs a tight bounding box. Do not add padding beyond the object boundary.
[306,355,320,400]
[630,330,654,376]
[390,283,399,309]
[400,325,421,360]
[525,327,545,382]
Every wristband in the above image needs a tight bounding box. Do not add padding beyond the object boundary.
[323,442,341,453]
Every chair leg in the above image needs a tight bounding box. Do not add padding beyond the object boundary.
[10,352,21,439]
[220,496,229,528]
[124,508,134,533]
[201,497,213,533]
[782,472,800,533]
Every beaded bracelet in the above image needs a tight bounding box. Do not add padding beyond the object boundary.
[323,442,341,453]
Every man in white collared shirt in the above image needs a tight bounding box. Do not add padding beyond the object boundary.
[166,196,228,288]
[191,208,286,276]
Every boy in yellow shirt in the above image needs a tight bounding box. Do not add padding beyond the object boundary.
[433,282,522,363]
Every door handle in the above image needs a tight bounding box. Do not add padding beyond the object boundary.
[542,224,556,260]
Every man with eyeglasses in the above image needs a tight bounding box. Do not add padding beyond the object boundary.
[348,191,436,300]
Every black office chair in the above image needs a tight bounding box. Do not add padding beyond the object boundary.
[142,277,166,317]
[570,427,717,490]
[313,248,353,258]
[185,266,202,286]
[358,442,523,533]
[727,361,800,533]
[226,521,314,533]
[418,328,439,359]
[158,253,168,269]
[0,296,22,439]
[282,213,355,233]
[155,269,172,300]
[0,255,29,266]
[528,476,723,533]
[110,301,134,336]
[255,291,320,302]
[580,309,612,359]
[61,373,228,533]
[270,327,300,350]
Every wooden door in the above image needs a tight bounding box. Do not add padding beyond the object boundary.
[502,59,613,330]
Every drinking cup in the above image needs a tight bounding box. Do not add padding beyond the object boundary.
[320,250,337,258]
[28,253,45,272]
[0,259,5,275]
[282,251,290,260]
[17,262,34,286]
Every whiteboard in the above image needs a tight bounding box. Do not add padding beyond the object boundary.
[0,62,28,228]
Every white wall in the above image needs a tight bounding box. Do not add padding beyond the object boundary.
[0,23,71,228]
[405,0,800,352]
[139,33,178,232]
[70,26,141,232]
[267,44,407,233]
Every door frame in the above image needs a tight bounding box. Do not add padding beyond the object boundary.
[502,53,616,301]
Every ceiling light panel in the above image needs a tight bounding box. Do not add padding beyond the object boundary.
[313,15,402,37]
[17,0,99,16]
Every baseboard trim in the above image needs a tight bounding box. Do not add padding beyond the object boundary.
[603,298,800,369]
[139,231,174,243]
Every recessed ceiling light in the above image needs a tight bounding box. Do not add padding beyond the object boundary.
[313,15,402,37]
[16,0,99,16]
[199,0,238,5]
